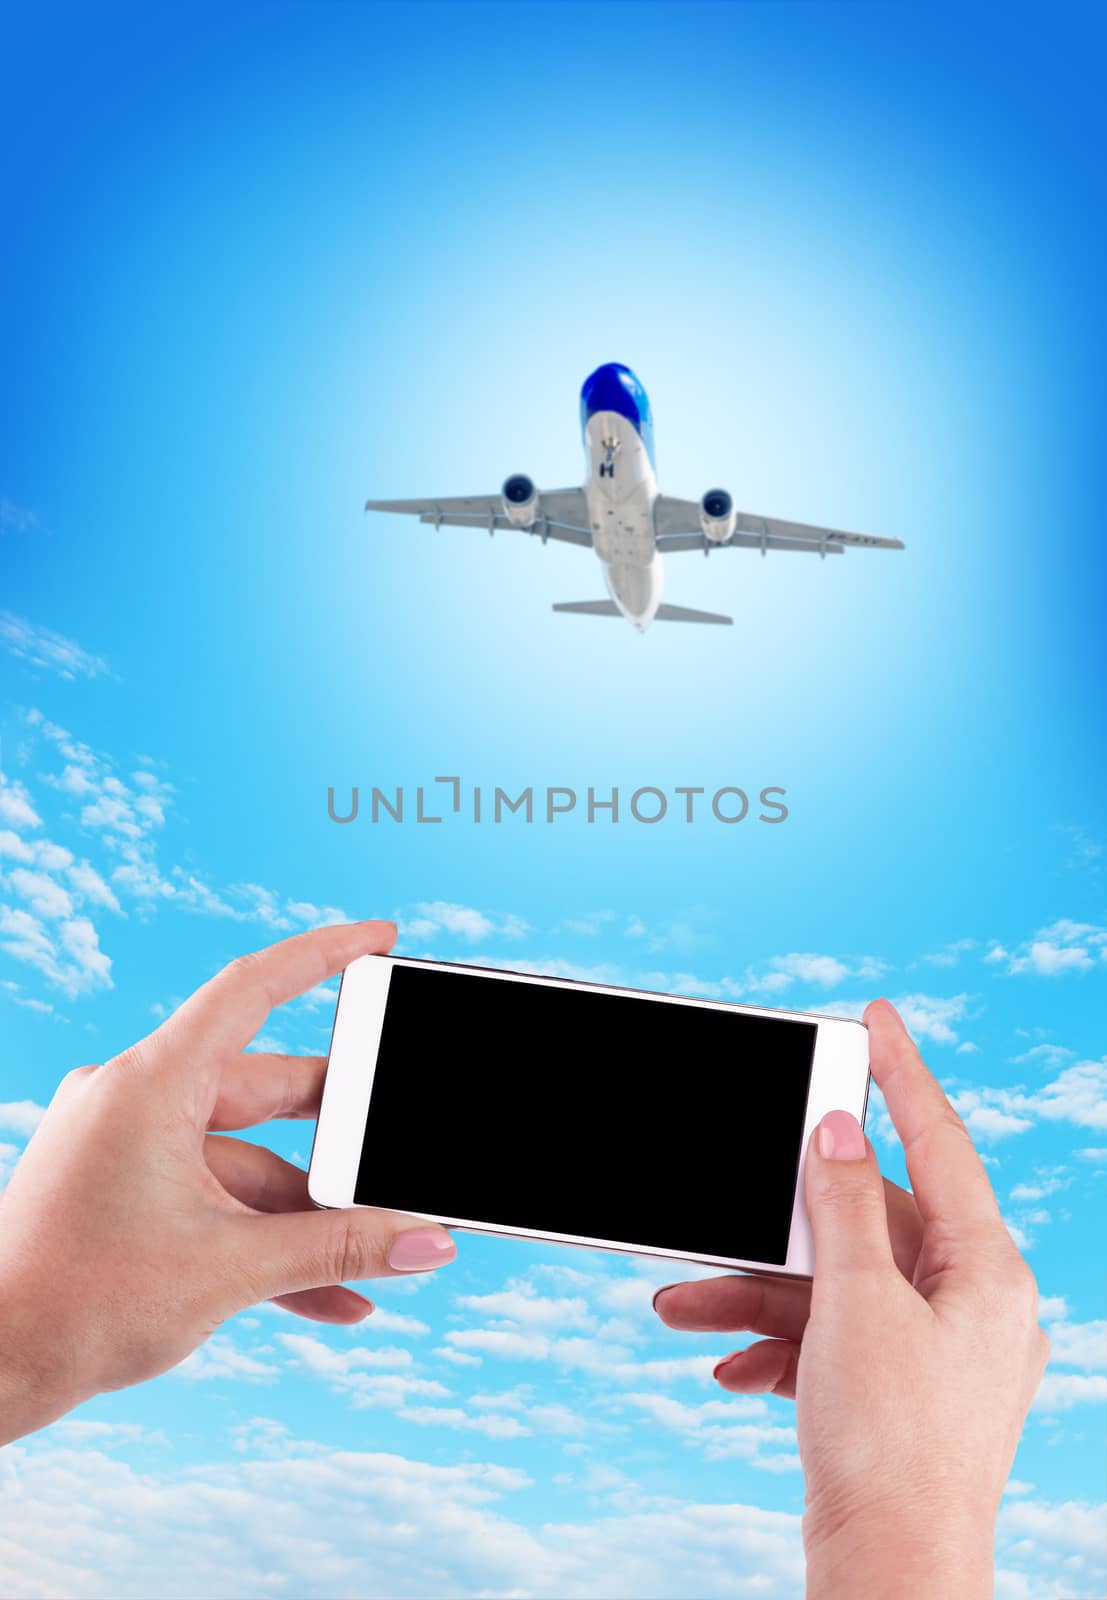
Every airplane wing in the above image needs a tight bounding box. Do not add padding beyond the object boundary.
[364,489,592,548]
[652,495,903,555]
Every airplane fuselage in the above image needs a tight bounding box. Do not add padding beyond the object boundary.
[580,365,664,631]
[364,362,903,632]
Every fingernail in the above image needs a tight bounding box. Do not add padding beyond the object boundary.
[817,1109,866,1161]
[713,1355,738,1383]
[388,1228,457,1272]
[652,1282,680,1313]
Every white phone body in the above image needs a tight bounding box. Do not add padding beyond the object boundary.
[308,954,871,1280]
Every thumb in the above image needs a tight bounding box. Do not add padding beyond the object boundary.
[805,1110,897,1282]
[227,1207,458,1306]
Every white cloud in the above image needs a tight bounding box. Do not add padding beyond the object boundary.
[939,1058,1107,1143]
[0,905,113,996]
[0,828,34,862]
[0,611,108,679]
[0,1099,46,1136]
[996,919,1107,978]
[1076,1147,1107,1164]
[0,1440,815,1599]
[527,1402,589,1437]
[595,1277,662,1316]
[34,840,73,872]
[459,954,621,986]
[66,860,122,913]
[59,915,112,989]
[1012,1043,1073,1069]
[9,867,73,920]
[921,939,977,968]
[442,1327,718,1388]
[1045,1321,1106,1371]
[400,902,496,941]
[956,1101,1034,1140]
[434,1346,482,1367]
[363,1308,431,1337]
[814,990,974,1044]
[560,913,616,936]
[278,1335,558,1438]
[278,1333,415,1377]
[663,951,887,1003]
[749,952,884,992]
[1009,1171,1071,1202]
[999,1496,1107,1559]
[1016,943,1093,976]
[617,1355,720,1385]
[47,1420,149,1447]
[176,1337,278,1383]
[285,899,351,928]
[52,762,96,796]
[81,794,143,840]
[893,992,973,1044]
[0,1141,22,1188]
[618,1392,797,1468]
[0,778,41,830]
[455,1284,595,1332]
[400,1405,530,1439]
[1025,1058,1107,1130]
[446,1328,551,1362]
[1038,1296,1069,1321]
[1004,1218,1032,1251]
[1032,1373,1107,1412]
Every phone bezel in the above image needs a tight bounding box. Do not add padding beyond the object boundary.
[308,953,871,1279]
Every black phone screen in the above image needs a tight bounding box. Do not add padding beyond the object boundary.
[353,962,818,1265]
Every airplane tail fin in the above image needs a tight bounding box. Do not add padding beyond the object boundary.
[553,600,732,625]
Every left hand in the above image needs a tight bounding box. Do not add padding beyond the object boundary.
[0,920,458,1446]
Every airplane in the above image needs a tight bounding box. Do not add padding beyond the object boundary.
[364,362,904,631]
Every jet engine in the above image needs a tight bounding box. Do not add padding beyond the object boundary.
[502,474,539,527]
[700,488,737,544]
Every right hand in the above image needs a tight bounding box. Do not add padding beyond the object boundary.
[655,1000,1049,1596]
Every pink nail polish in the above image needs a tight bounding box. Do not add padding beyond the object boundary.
[817,1109,866,1161]
[388,1228,457,1272]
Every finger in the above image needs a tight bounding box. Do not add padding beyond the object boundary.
[203,1135,313,1213]
[804,1109,898,1281]
[884,1175,925,1281]
[714,1338,800,1399]
[203,1140,377,1322]
[654,1274,812,1342]
[865,999,1003,1235]
[653,1176,924,1336]
[209,1054,327,1131]
[271,1287,374,1324]
[225,1205,458,1306]
[147,922,397,1084]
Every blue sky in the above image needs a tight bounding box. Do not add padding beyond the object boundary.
[1,1,1105,1595]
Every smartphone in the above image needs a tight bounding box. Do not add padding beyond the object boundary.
[308,954,871,1279]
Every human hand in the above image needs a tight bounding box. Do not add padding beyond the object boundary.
[653,1000,1049,1599]
[0,921,457,1447]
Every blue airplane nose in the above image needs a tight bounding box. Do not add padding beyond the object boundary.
[580,363,654,466]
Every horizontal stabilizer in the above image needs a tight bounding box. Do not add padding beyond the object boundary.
[552,600,621,617]
[553,600,733,625]
[654,602,732,625]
